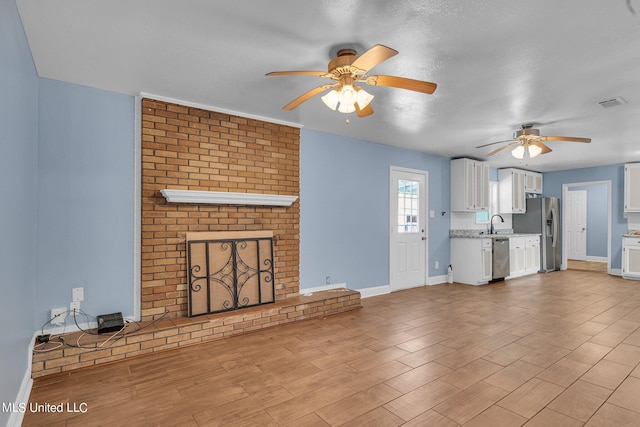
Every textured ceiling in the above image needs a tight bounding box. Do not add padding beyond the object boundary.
[16,0,640,171]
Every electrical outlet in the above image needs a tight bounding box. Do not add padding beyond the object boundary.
[325,276,331,285]
[72,287,84,302]
[435,261,440,270]
[51,307,67,325]
[70,301,80,314]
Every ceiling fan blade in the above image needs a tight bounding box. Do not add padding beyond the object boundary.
[355,103,374,118]
[282,84,335,110]
[351,44,398,72]
[365,75,437,94]
[266,70,330,77]
[530,140,552,154]
[486,141,521,157]
[475,139,517,149]
[539,136,591,143]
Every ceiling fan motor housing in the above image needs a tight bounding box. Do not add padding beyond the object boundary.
[514,125,540,139]
[328,49,362,78]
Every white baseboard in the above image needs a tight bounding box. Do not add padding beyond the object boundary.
[359,285,391,298]
[299,283,348,295]
[429,275,448,285]
[586,256,608,263]
[611,268,623,276]
[300,275,455,300]
[7,332,37,427]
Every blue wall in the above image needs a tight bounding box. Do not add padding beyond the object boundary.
[569,184,608,258]
[37,79,136,327]
[544,164,626,269]
[300,129,451,290]
[0,0,39,422]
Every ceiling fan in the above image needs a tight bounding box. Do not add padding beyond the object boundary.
[476,124,591,160]
[266,44,437,121]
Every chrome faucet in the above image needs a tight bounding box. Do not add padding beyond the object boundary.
[490,214,504,235]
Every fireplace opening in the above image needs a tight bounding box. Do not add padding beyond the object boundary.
[186,231,275,317]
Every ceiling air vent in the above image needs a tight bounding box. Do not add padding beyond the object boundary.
[598,96,627,109]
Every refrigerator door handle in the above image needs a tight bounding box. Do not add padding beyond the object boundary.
[551,206,558,248]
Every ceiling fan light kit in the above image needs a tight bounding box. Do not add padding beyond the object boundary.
[266,44,437,120]
[321,84,374,113]
[511,142,542,160]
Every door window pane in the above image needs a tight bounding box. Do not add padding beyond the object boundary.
[398,179,419,233]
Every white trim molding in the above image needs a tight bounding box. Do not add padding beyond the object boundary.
[160,189,298,207]
[586,256,608,263]
[133,95,142,321]
[138,92,302,129]
[300,283,348,295]
[359,285,391,299]
[7,332,38,427]
[429,274,448,285]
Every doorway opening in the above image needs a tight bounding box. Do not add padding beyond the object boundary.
[562,181,611,274]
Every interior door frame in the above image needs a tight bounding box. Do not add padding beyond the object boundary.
[389,166,429,291]
[561,180,612,273]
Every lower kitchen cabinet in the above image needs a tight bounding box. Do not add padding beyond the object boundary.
[450,238,492,285]
[525,235,541,275]
[509,237,526,278]
[623,237,640,279]
[509,235,540,279]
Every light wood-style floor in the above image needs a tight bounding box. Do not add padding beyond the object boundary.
[568,260,608,274]
[25,270,640,426]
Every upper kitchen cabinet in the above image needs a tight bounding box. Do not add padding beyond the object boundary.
[498,168,526,214]
[625,163,640,212]
[451,158,489,211]
[524,171,543,194]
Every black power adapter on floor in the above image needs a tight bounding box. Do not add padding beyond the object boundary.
[36,334,50,343]
[96,312,125,334]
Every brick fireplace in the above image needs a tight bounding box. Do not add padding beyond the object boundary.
[140,98,301,320]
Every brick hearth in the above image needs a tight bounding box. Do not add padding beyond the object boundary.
[32,289,361,378]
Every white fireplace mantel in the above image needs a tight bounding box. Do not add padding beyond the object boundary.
[160,189,298,207]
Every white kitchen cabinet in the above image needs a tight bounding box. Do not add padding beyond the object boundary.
[451,158,489,212]
[525,235,541,275]
[498,168,526,214]
[509,236,526,278]
[481,244,492,282]
[624,163,640,213]
[451,238,492,285]
[623,237,640,279]
[524,171,543,194]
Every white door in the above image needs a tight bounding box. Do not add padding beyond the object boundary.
[566,190,587,260]
[390,168,427,291]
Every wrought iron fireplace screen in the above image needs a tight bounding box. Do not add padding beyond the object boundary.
[186,231,275,317]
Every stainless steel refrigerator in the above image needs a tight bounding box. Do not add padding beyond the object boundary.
[513,197,561,272]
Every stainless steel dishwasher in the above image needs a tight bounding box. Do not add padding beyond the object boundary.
[492,238,510,280]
